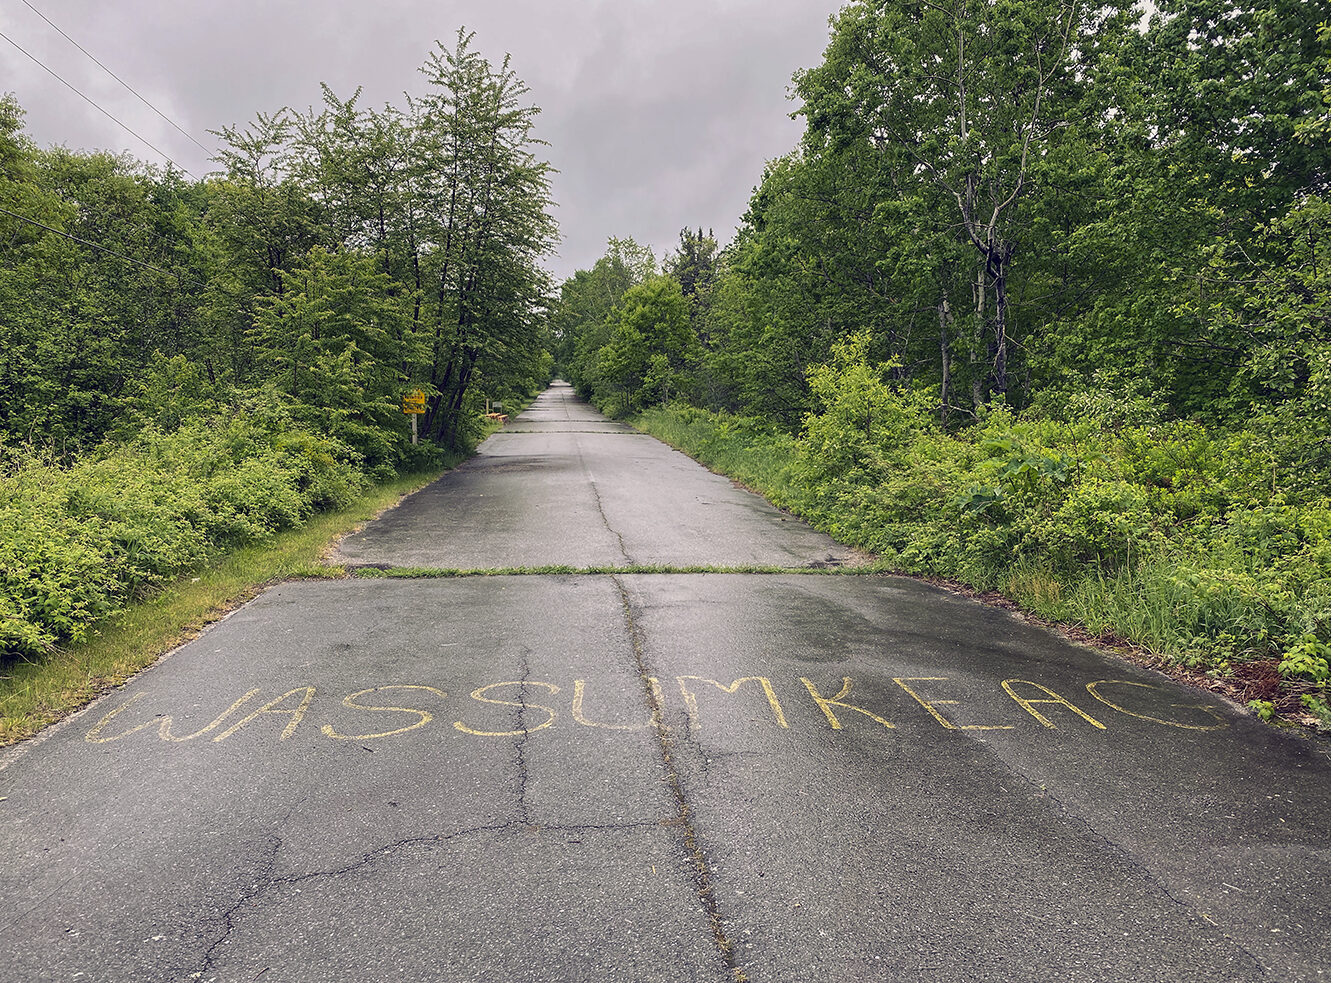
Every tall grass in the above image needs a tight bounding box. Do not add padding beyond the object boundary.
[635,407,804,508]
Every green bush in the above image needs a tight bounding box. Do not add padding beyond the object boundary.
[633,345,1331,726]
[0,402,367,661]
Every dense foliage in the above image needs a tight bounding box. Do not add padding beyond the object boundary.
[0,391,366,656]
[555,0,1330,724]
[0,32,556,659]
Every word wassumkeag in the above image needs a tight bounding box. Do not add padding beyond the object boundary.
[86,673,1231,746]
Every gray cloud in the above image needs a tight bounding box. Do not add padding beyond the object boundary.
[1,0,837,280]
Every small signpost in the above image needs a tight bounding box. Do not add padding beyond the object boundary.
[402,389,426,444]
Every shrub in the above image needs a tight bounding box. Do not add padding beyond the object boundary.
[633,343,1331,727]
[0,403,368,663]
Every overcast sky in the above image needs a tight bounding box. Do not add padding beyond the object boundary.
[1,0,842,281]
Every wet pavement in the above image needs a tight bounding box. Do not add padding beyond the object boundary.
[332,386,857,570]
[1,382,1327,982]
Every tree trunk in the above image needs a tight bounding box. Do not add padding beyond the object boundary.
[970,268,988,409]
[937,294,953,426]
[989,238,1010,401]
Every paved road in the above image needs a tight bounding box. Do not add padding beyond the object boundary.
[1,382,1327,982]
[332,388,856,570]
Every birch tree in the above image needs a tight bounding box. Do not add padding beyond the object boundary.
[795,0,1129,406]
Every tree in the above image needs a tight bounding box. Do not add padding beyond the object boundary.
[590,274,693,414]
[554,237,656,396]
[249,245,415,468]
[1,28,559,461]
[412,30,558,447]
[1025,0,1330,426]
[795,0,1131,406]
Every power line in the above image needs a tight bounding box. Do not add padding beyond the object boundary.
[0,29,195,178]
[19,0,214,159]
[0,205,206,288]
[0,162,199,256]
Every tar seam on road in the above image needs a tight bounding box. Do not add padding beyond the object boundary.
[577,434,634,565]
[609,572,749,983]
[513,648,537,827]
[492,430,651,435]
[344,563,875,578]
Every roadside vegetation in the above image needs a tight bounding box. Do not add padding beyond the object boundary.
[1,30,556,731]
[633,386,1329,727]
[553,0,1330,727]
[0,468,440,746]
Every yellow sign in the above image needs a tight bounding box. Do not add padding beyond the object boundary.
[402,389,426,414]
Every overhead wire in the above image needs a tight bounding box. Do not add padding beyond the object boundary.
[0,162,209,264]
[0,205,207,288]
[18,0,214,160]
[0,29,195,178]
[0,20,406,295]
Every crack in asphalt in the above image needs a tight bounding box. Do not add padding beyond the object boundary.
[186,798,305,982]
[673,737,769,783]
[179,812,671,980]
[977,742,1273,980]
[513,649,536,826]
[190,831,284,981]
[610,573,748,983]
[177,628,682,981]
[575,437,634,565]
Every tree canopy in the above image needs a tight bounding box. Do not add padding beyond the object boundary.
[0,30,557,459]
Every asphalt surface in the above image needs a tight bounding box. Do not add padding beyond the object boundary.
[332,389,857,570]
[1,382,1328,982]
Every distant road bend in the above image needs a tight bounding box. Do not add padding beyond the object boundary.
[1,381,1327,982]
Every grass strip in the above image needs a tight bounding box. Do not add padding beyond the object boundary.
[351,562,899,578]
[0,469,444,747]
[492,430,650,434]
